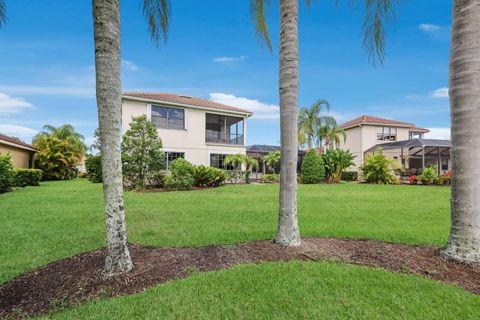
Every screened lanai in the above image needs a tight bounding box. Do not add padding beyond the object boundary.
[364,139,451,175]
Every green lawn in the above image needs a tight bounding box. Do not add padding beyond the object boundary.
[1,178,451,284]
[42,261,480,320]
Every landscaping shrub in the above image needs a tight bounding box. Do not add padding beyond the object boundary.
[322,149,356,183]
[34,137,80,180]
[194,166,226,187]
[146,170,167,188]
[361,148,401,184]
[85,154,103,183]
[0,153,14,193]
[419,166,439,185]
[13,169,43,187]
[122,115,166,189]
[438,171,452,185]
[409,175,418,185]
[164,158,195,190]
[225,170,246,184]
[341,171,358,181]
[300,149,325,184]
[261,173,280,183]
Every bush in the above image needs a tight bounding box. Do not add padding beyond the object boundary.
[419,166,439,185]
[322,149,356,183]
[34,137,79,180]
[409,175,418,185]
[261,173,280,183]
[225,170,246,184]
[13,169,43,187]
[0,153,14,193]
[164,158,195,190]
[85,155,103,183]
[341,171,358,182]
[361,148,401,184]
[194,166,226,187]
[300,149,325,184]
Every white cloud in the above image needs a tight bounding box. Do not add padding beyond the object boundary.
[213,56,247,63]
[419,24,442,32]
[425,128,451,140]
[0,93,34,114]
[122,59,140,71]
[0,85,94,98]
[0,124,38,141]
[431,87,449,99]
[209,92,279,120]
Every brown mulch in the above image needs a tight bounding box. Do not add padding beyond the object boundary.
[1,237,480,319]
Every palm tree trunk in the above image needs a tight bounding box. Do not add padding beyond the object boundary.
[274,0,301,247]
[443,0,480,263]
[308,132,313,150]
[92,0,133,275]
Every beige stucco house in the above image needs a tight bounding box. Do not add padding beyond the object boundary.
[338,115,451,174]
[121,93,252,168]
[0,134,36,168]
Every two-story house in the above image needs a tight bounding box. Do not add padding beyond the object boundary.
[121,93,252,169]
[338,115,451,174]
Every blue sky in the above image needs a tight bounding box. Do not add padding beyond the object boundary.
[0,0,452,146]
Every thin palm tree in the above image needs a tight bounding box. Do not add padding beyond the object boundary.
[298,99,330,150]
[92,0,170,276]
[443,0,480,263]
[251,0,397,246]
[318,117,346,151]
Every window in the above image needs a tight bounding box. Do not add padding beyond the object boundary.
[165,152,185,169]
[210,154,234,170]
[442,158,449,171]
[377,127,397,141]
[151,105,185,130]
[205,113,244,145]
[409,131,424,140]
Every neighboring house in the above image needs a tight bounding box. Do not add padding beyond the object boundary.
[121,93,253,168]
[247,144,306,174]
[0,133,36,168]
[338,115,451,174]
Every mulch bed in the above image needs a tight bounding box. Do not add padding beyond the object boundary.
[1,237,480,319]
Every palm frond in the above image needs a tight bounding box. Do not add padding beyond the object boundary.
[362,0,400,65]
[250,0,272,52]
[142,0,171,45]
[0,0,6,29]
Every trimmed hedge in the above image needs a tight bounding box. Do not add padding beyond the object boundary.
[300,149,325,184]
[13,169,43,187]
[341,171,358,182]
[261,173,280,183]
[0,153,14,193]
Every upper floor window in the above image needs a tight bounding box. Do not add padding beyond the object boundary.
[151,105,185,130]
[409,131,424,140]
[205,113,244,145]
[377,127,397,141]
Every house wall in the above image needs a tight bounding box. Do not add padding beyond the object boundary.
[0,143,33,168]
[338,126,363,170]
[122,99,247,166]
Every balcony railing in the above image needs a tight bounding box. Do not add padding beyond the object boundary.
[206,130,244,145]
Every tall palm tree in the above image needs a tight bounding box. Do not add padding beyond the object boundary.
[298,99,330,150]
[443,0,480,263]
[251,0,397,246]
[0,0,5,28]
[92,0,170,276]
[33,124,87,160]
[318,117,346,151]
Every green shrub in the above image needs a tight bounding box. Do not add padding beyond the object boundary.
[341,171,358,181]
[194,166,226,187]
[146,170,167,188]
[0,153,14,193]
[361,148,401,184]
[164,158,196,190]
[13,169,43,187]
[300,149,325,184]
[85,154,103,183]
[225,170,246,184]
[34,137,79,180]
[261,173,280,183]
[322,149,356,183]
[419,166,439,185]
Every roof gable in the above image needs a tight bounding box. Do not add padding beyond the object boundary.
[0,133,36,151]
[339,115,418,129]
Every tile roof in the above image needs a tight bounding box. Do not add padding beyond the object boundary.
[339,115,415,129]
[123,92,253,115]
[0,133,36,151]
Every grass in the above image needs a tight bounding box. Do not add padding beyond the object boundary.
[0,178,450,284]
[41,261,480,319]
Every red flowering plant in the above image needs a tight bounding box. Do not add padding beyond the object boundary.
[409,175,418,185]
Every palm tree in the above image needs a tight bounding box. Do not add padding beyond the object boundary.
[263,150,281,173]
[298,99,330,150]
[443,1,480,263]
[92,0,170,276]
[33,124,87,160]
[0,0,5,28]
[251,0,397,246]
[318,117,346,151]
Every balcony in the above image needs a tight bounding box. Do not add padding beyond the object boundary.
[205,113,244,145]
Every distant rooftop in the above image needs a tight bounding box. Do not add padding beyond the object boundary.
[0,133,36,151]
[123,92,253,116]
[247,145,306,155]
[339,115,429,132]
[365,138,451,153]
